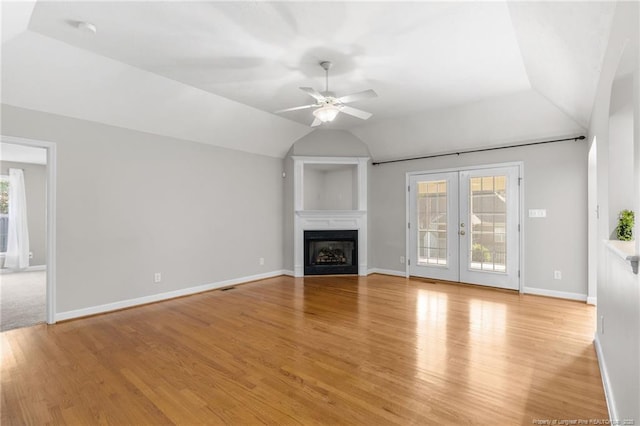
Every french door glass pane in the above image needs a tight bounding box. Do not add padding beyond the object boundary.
[469,176,507,272]
[417,180,447,266]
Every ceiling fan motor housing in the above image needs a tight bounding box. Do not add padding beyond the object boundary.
[320,61,333,71]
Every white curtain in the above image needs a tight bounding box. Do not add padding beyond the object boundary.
[4,168,30,270]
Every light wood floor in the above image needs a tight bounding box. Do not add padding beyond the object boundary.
[1,274,607,425]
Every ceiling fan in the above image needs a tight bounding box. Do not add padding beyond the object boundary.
[275,61,377,127]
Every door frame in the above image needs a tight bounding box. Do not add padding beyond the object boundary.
[1,135,57,324]
[405,161,524,292]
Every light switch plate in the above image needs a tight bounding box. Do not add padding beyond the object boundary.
[529,209,547,218]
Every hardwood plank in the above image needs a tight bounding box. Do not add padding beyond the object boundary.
[1,275,608,424]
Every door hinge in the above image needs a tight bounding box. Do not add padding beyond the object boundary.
[518,177,522,186]
[518,224,520,232]
[408,185,410,192]
[408,259,410,266]
[518,270,520,278]
[408,222,411,229]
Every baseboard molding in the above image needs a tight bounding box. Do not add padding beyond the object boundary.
[523,286,587,302]
[594,334,616,423]
[587,296,597,305]
[55,270,287,322]
[0,265,46,274]
[282,270,295,277]
[367,268,407,277]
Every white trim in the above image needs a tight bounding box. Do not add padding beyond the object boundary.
[522,286,587,302]
[367,268,407,277]
[405,173,411,277]
[1,135,56,325]
[594,334,616,423]
[291,156,370,165]
[587,296,597,305]
[55,270,287,322]
[519,165,525,293]
[282,269,295,277]
[0,264,46,274]
[296,210,367,218]
[405,161,525,177]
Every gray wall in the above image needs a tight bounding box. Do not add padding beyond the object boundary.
[2,104,285,314]
[368,140,589,296]
[588,1,639,422]
[0,160,46,266]
[608,75,635,236]
[289,129,371,157]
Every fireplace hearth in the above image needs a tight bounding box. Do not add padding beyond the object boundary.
[304,230,358,275]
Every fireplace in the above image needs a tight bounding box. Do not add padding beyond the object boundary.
[304,230,358,275]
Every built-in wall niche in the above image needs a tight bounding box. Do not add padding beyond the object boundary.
[303,163,357,210]
[292,156,369,213]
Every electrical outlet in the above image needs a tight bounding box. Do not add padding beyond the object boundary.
[259,257,265,266]
[154,272,162,283]
[400,256,405,264]
[554,270,562,280]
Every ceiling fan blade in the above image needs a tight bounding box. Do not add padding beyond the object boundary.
[300,87,325,101]
[339,105,373,120]
[274,104,317,114]
[311,117,322,127]
[337,89,378,104]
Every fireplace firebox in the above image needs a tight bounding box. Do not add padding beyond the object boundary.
[304,230,358,275]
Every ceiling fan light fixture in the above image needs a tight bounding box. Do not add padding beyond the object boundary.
[313,105,339,122]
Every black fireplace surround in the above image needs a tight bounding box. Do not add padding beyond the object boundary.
[304,230,358,275]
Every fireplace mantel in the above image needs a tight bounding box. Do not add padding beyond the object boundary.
[292,156,369,277]
[296,210,367,217]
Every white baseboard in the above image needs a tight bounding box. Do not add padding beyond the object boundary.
[367,268,407,277]
[594,334,616,423]
[55,270,287,322]
[523,286,587,302]
[587,296,597,305]
[0,264,46,274]
[282,270,295,277]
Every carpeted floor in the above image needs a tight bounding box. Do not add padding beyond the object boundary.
[0,270,46,332]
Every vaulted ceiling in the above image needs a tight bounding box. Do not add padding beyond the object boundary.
[1,1,617,159]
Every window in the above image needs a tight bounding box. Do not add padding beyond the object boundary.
[0,176,8,253]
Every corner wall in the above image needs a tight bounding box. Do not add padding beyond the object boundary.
[587,1,639,422]
[282,129,371,273]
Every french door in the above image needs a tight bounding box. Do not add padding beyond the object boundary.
[408,165,520,290]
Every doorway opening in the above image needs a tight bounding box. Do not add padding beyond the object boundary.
[0,136,56,329]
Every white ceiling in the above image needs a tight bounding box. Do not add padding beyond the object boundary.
[26,1,533,127]
[1,1,618,158]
